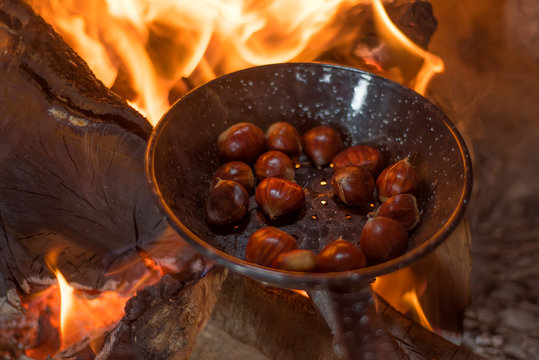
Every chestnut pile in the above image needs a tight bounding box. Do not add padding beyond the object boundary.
[206,122,420,272]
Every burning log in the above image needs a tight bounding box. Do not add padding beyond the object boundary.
[0,0,193,317]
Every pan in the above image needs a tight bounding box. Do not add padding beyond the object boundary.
[145,63,472,359]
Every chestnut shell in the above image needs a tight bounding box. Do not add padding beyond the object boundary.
[332,145,384,176]
[255,177,305,219]
[360,217,408,264]
[265,122,302,159]
[376,158,418,202]
[213,161,255,193]
[245,227,298,267]
[316,239,366,272]
[205,179,249,225]
[375,194,420,230]
[271,249,316,272]
[302,126,343,168]
[217,122,266,164]
[331,165,375,206]
[254,150,295,181]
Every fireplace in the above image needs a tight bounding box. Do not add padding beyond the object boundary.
[0,0,537,359]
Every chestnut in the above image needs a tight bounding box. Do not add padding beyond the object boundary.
[376,158,418,202]
[359,217,408,264]
[206,179,249,225]
[331,165,375,206]
[375,194,420,230]
[254,150,295,181]
[213,161,255,193]
[271,249,316,272]
[217,122,265,164]
[332,145,384,176]
[245,227,298,267]
[316,239,366,272]
[301,126,343,168]
[255,177,305,219]
[265,122,302,159]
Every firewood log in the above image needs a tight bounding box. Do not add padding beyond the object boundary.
[0,0,187,316]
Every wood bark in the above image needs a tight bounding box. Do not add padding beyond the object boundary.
[0,0,191,316]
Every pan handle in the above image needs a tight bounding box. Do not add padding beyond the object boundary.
[309,283,406,360]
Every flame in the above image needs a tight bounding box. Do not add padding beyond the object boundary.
[54,269,74,343]
[401,290,432,331]
[372,267,432,331]
[371,0,444,95]
[292,289,310,298]
[29,0,444,123]
[43,252,129,351]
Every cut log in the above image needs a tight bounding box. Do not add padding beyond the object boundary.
[91,268,225,360]
[17,270,484,360]
[190,272,484,360]
[0,0,190,310]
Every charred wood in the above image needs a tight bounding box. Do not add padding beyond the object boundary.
[0,0,187,313]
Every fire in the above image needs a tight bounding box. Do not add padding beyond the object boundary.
[371,0,444,95]
[54,269,74,344]
[39,252,129,353]
[30,0,376,123]
[372,267,432,330]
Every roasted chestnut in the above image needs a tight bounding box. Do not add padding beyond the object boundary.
[265,122,302,159]
[332,145,384,176]
[301,126,343,168]
[254,151,295,181]
[331,165,375,206]
[316,239,366,272]
[271,249,316,272]
[359,216,408,264]
[213,161,255,193]
[255,177,305,219]
[375,194,420,230]
[245,227,298,267]
[217,122,266,164]
[206,179,249,225]
[376,158,418,202]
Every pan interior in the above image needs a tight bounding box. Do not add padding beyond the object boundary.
[147,63,471,287]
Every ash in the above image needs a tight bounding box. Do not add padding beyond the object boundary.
[429,0,539,358]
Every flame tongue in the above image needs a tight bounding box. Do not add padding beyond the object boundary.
[54,269,74,345]
[371,0,444,95]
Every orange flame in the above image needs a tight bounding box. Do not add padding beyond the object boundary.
[372,267,432,331]
[54,269,74,345]
[371,0,444,95]
[30,0,444,122]
[44,252,129,351]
